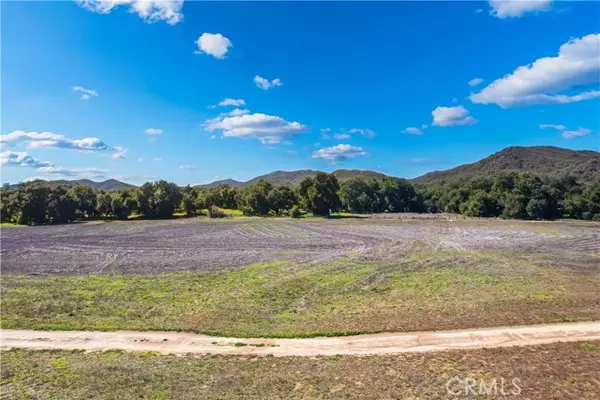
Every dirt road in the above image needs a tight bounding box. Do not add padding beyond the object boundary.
[2,321,599,357]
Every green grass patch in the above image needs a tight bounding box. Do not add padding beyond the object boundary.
[2,342,599,399]
[2,251,598,337]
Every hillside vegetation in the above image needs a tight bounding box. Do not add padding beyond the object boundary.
[415,146,599,183]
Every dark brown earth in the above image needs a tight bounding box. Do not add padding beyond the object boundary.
[1,217,599,275]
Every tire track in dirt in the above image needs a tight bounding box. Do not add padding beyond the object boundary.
[2,322,599,357]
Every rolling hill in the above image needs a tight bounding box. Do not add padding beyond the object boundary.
[198,169,389,188]
[9,179,136,191]
[413,146,599,183]
[7,146,597,191]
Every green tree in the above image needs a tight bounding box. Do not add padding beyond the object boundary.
[96,191,113,217]
[238,180,273,216]
[268,185,297,215]
[68,184,97,218]
[297,173,341,217]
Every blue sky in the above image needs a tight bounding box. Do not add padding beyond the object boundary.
[2,0,599,185]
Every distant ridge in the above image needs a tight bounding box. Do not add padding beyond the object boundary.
[197,169,389,188]
[7,146,598,190]
[413,146,599,183]
[9,179,136,191]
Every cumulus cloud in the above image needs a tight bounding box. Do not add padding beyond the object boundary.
[72,86,99,101]
[1,151,52,168]
[153,157,162,162]
[402,127,424,135]
[218,98,245,107]
[228,108,250,117]
[203,112,307,144]
[540,124,593,139]
[470,33,600,107]
[144,128,163,135]
[111,146,128,159]
[312,144,369,162]
[468,78,484,87]
[76,0,183,25]
[1,151,106,179]
[195,33,232,59]
[489,0,553,19]
[179,165,196,170]
[431,106,478,127]
[0,131,110,151]
[421,124,429,130]
[0,130,126,159]
[253,75,283,90]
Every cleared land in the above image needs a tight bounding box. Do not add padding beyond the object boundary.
[2,341,599,399]
[1,217,599,337]
[3,322,600,356]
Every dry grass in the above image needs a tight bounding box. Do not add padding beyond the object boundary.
[1,341,599,399]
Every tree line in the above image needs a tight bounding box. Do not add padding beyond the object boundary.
[1,171,599,225]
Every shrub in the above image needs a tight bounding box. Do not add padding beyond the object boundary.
[289,206,302,218]
[208,206,227,218]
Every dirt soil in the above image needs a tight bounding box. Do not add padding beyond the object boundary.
[1,217,598,275]
[2,321,599,357]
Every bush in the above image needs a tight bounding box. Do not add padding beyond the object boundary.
[289,206,302,218]
[208,206,227,218]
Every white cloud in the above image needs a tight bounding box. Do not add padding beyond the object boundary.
[228,108,250,117]
[334,133,351,140]
[539,124,593,139]
[402,127,424,135]
[562,128,592,139]
[312,144,368,162]
[195,33,232,59]
[179,165,196,170]
[72,86,99,101]
[76,0,183,25]
[111,146,128,159]
[468,78,484,87]
[539,124,567,131]
[0,131,110,151]
[470,33,600,107]
[203,112,307,144]
[489,0,553,19]
[253,75,284,90]
[421,124,429,130]
[348,128,375,138]
[431,106,478,127]
[153,157,162,162]
[37,166,107,179]
[218,98,246,107]
[138,157,144,162]
[1,150,106,179]
[144,128,163,135]
[1,151,52,168]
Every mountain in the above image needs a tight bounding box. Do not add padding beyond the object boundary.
[413,146,600,183]
[9,179,136,191]
[198,169,390,188]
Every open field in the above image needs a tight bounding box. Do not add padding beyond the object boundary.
[2,218,599,337]
[1,217,598,275]
[2,341,599,399]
